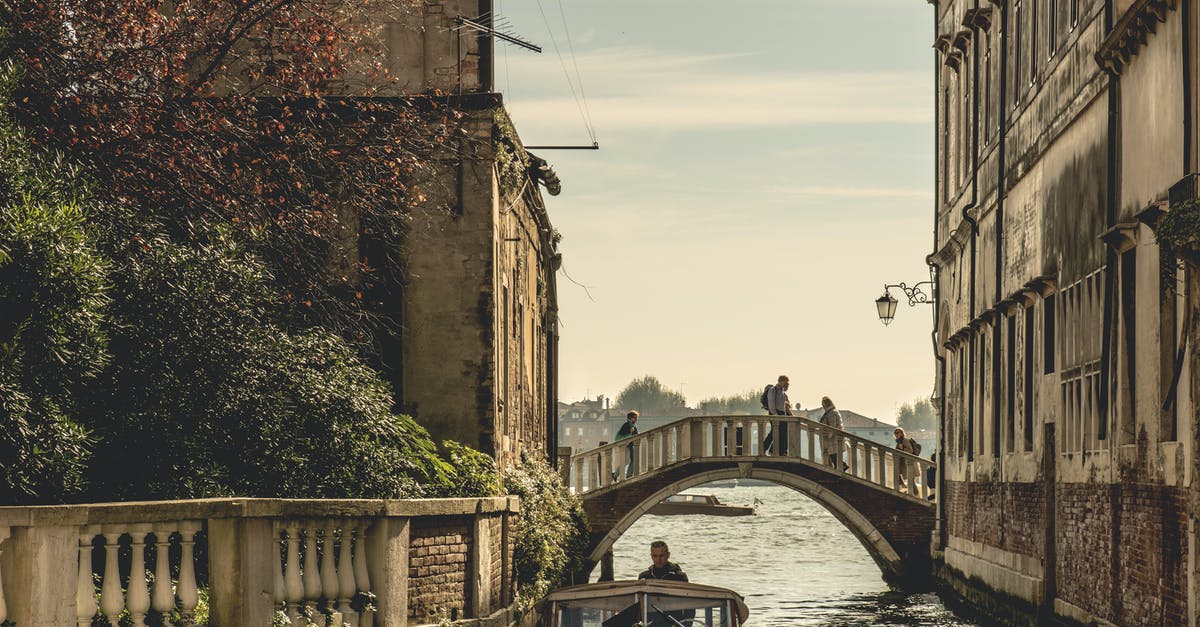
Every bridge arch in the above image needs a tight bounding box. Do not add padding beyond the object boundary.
[587,466,904,583]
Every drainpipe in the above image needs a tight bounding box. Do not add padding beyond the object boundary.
[1100,0,1118,445]
[930,0,948,554]
[547,251,562,467]
[961,0,982,467]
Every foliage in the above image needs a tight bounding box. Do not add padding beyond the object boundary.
[1157,199,1200,291]
[0,59,102,504]
[896,397,936,432]
[504,453,588,615]
[84,220,452,500]
[1,0,467,356]
[697,389,762,415]
[441,440,501,497]
[614,375,687,413]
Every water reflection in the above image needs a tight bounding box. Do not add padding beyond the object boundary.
[604,483,975,626]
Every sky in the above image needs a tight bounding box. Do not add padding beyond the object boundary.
[495,0,936,421]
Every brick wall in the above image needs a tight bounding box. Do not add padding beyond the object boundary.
[408,518,472,623]
[489,516,504,611]
[944,479,1046,561]
[1057,483,1189,625]
[945,479,1190,624]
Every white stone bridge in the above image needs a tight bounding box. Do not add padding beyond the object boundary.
[565,416,937,588]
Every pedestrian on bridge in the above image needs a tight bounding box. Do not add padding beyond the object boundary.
[819,396,846,470]
[894,427,918,491]
[615,410,639,479]
[762,375,793,455]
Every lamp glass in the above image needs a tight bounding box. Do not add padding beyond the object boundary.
[876,293,898,325]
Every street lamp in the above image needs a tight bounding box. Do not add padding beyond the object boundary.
[875,281,934,325]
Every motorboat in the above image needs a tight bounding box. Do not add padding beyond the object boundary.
[647,493,755,517]
[543,579,750,627]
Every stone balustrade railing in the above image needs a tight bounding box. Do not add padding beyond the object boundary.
[569,416,934,500]
[0,496,518,627]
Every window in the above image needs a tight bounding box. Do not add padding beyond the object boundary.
[1012,0,1023,109]
[1119,249,1137,444]
[983,34,992,146]
[1044,294,1056,373]
[1007,314,1017,454]
[1059,271,1106,453]
[1029,0,1038,88]
[968,334,977,461]
[1024,305,1035,451]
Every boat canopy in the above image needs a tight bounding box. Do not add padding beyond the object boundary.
[544,579,750,624]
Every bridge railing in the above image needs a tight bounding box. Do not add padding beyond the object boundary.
[569,416,933,500]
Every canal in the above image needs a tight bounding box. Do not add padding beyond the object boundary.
[603,483,976,626]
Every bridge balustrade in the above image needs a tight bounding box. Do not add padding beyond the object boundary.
[569,416,933,500]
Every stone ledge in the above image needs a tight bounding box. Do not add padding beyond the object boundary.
[943,546,1043,605]
[0,496,519,527]
[1053,597,1119,627]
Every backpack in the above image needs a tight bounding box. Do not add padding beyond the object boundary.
[760,385,773,411]
[909,439,923,456]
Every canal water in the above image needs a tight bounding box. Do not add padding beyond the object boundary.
[603,483,976,626]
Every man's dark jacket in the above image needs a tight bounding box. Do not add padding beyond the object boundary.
[638,562,688,581]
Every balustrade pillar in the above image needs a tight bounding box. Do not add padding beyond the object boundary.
[271,525,286,618]
[337,526,357,625]
[365,517,409,626]
[208,516,276,626]
[302,527,322,622]
[99,531,123,626]
[126,526,151,627]
[319,524,339,623]
[178,522,200,625]
[151,527,177,622]
[75,529,97,627]
[284,525,304,624]
[353,523,373,627]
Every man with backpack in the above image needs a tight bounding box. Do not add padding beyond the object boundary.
[761,375,792,455]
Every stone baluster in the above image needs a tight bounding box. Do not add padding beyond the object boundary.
[151,527,176,623]
[99,531,124,626]
[863,444,874,483]
[573,457,584,494]
[890,452,902,491]
[806,426,817,463]
[76,528,98,627]
[595,452,607,489]
[302,526,322,623]
[354,523,374,627]
[177,522,200,625]
[337,525,357,625]
[708,420,719,457]
[0,527,6,627]
[272,525,286,616]
[320,524,339,622]
[660,430,670,467]
[285,524,305,624]
[126,525,151,627]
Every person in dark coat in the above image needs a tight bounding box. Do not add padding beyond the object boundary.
[615,410,639,479]
[638,540,689,581]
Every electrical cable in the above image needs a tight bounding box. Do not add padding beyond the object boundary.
[535,0,596,144]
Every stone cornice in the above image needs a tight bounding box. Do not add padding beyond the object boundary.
[1099,221,1141,252]
[1095,0,1178,75]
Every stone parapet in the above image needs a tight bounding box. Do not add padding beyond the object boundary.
[0,496,519,627]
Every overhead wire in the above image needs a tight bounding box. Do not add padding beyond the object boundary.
[554,0,596,142]
[534,0,597,144]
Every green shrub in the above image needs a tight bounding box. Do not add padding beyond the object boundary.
[0,59,105,504]
[441,440,501,497]
[503,453,588,613]
[84,223,453,500]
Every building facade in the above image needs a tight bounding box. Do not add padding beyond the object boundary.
[925,0,1198,623]
[380,0,561,471]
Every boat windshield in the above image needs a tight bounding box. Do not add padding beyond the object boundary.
[555,593,733,627]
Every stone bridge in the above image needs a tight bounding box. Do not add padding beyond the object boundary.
[565,416,936,588]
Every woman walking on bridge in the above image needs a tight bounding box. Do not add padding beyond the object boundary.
[819,397,844,470]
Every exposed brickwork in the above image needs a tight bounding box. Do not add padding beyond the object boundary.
[489,515,504,610]
[1055,483,1114,618]
[408,518,471,623]
[944,479,1190,625]
[943,479,1045,561]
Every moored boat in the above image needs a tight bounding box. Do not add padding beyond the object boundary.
[543,579,750,627]
[647,493,755,517]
